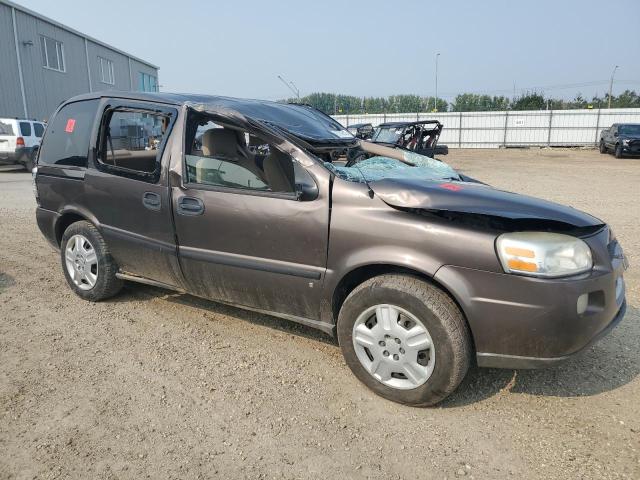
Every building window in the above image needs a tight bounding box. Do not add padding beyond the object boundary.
[99,57,115,85]
[139,72,158,92]
[40,35,65,72]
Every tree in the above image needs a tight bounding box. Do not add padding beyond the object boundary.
[511,92,546,110]
[281,90,640,113]
[451,94,510,112]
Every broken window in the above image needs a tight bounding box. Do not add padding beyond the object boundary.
[328,151,459,184]
[98,109,169,178]
[184,113,296,194]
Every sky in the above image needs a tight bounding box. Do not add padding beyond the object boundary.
[15,0,640,102]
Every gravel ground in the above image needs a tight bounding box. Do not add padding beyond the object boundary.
[0,148,638,479]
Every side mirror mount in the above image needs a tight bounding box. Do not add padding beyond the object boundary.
[294,164,318,201]
[614,131,619,137]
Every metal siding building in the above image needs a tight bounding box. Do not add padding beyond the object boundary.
[0,0,159,121]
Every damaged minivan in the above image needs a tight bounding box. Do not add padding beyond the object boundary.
[35,92,628,406]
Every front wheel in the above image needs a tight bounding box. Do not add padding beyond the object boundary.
[615,144,623,158]
[60,221,123,301]
[337,274,471,406]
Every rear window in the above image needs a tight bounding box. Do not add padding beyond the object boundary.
[19,122,31,137]
[34,123,45,138]
[0,121,14,136]
[38,100,98,167]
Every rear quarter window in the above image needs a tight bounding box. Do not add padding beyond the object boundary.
[0,121,14,136]
[38,100,99,167]
[19,122,31,137]
[34,123,45,138]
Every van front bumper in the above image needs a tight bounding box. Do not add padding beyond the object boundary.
[474,300,626,368]
[434,235,628,369]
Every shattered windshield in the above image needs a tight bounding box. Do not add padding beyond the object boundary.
[373,126,403,144]
[327,151,460,184]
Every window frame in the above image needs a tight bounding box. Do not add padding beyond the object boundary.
[181,113,299,201]
[98,57,115,85]
[95,102,177,184]
[40,35,66,73]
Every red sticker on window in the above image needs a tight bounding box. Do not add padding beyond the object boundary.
[65,119,76,133]
[439,183,462,191]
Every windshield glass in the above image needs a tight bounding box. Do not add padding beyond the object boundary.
[619,124,640,136]
[326,151,459,184]
[373,126,403,144]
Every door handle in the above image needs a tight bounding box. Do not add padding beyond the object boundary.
[142,192,161,211]
[177,196,204,216]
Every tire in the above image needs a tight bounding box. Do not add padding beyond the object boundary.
[615,144,623,158]
[23,150,35,171]
[60,221,123,301]
[599,141,606,154]
[337,274,471,407]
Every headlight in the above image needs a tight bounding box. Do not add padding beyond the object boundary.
[496,232,592,278]
[622,139,630,146]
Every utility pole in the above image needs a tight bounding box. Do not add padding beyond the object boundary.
[434,53,440,112]
[608,65,619,109]
[277,74,300,101]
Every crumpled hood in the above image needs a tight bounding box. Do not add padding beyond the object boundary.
[370,177,603,228]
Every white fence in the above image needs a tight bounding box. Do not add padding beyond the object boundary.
[333,108,640,148]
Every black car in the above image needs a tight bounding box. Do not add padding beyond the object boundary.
[371,120,449,157]
[599,123,640,158]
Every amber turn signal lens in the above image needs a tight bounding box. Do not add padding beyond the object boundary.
[504,246,535,258]
[507,258,538,272]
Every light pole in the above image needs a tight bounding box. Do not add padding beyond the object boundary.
[277,74,300,101]
[434,53,440,112]
[608,65,619,109]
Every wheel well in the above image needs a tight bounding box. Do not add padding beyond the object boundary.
[332,264,443,320]
[331,264,476,353]
[55,213,86,246]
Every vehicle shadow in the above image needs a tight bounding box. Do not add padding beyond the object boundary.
[0,272,16,294]
[109,283,337,346]
[107,283,639,405]
[441,304,640,407]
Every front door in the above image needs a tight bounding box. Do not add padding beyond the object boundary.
[172,118,329,320]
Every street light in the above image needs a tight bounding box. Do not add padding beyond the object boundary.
[434,53,440,112]
[608,65,619,109]
[277,74,300,101]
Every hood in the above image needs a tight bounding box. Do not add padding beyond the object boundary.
[370,177,603,228]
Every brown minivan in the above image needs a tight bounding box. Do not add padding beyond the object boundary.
[34,92,628,406]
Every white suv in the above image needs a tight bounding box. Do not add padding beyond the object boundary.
[0,118,46,171]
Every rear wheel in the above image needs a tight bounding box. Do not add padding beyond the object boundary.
[60,221,123,301]
[615,144,623,158]
[23,151,35,171]
[599,140,607,154]
[337,274,471,406]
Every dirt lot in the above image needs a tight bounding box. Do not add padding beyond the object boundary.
[1,148,638,480]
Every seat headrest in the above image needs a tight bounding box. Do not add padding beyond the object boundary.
[201,128,244,158]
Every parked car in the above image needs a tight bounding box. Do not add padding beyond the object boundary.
[372,120,448,157]
[346,123,375,140]
[35,92,627,406]
[0,118,46,170]
[599,123,640,158]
